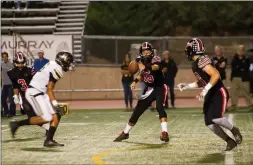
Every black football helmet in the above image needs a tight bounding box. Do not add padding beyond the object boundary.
[139,42,154,63]
[13,52,27,68]
[55,51,74,72]
[185,38,205,61]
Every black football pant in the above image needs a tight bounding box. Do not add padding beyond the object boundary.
[21,96,37,119]
[129,85,168,124]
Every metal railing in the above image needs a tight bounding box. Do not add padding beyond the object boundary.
[81,35,253,66]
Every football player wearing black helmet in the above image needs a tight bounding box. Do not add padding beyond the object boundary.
[177,38,242,151]
[8,52,50,136]
[114,42,169,142]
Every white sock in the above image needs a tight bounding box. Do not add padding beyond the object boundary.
[41,123,50,130]
[161,122,168,132]
[123,124,132,134]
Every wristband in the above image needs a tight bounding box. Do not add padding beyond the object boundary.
[188,82,197,89]
[52,100,58,107]
[134,78,139,83]
[204,83,213,91]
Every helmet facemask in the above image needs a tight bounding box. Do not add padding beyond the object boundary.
[13,52,26,70]
[139,42,154,65]
[55,52,74,72]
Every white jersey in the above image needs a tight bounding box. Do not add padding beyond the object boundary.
[29,61,63,93]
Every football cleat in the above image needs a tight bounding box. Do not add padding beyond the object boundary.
[225,138,237,151]
[160,131,169,142]
[9,121,19,138]
[113,132,129,142]
[231,126,243,144]
[44,140,64,147]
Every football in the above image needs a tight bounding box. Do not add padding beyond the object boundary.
[128,60,139,75]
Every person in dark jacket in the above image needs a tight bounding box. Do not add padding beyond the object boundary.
[212,45,227,84]
[228,45,253,111]
[161,50,178,109]
[121,54,133,111]
[248,49,253,94]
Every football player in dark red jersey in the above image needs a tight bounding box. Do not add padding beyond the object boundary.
[177,38,242,151]
[8,52,49,137]
[114,42,169,142]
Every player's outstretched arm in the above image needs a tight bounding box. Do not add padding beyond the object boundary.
[177,82,198,92]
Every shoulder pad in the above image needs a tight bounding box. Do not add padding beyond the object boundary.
[198,55,212,69]
[152,56,161,64]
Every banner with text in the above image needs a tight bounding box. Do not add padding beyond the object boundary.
[1,35,72,66]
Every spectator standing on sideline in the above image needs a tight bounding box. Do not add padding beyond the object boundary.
[161,50,178,109]
[1,52,16,117]
[247,49,253,94]
[33,50,49,72]
[121,54,133,111]
[212,45,227,85]
[228,45,253,111]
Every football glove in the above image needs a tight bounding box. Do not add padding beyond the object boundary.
[196,89,208,101]
[177,83,197,92]
[13,95,20,104]
[196,83,212,101]
[55,103,69,116]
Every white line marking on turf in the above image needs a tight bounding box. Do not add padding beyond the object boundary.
[2,128,10,132]
[225,114,234,165]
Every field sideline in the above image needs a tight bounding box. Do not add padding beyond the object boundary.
[2,108,253,165]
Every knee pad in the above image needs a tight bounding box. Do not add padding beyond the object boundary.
[41,114,53,122]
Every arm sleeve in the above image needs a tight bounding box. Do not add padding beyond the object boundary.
[49,73,58,83]
[135,56,141,62]
[197,80,205,88]
[7,70,19,88]
[50,67,63,83]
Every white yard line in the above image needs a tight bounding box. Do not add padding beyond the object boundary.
[225,114,234,165]
[1,128,10,132]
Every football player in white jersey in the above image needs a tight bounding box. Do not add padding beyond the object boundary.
[9,52,74,147]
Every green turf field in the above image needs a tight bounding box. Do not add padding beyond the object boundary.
[2,109,253,165]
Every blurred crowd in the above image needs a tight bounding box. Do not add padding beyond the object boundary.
[1,1,59,9]
[120,45,253,112]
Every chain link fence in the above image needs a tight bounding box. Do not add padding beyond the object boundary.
[81,36,253,66]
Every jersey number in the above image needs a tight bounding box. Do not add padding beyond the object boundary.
[18,79,28,91]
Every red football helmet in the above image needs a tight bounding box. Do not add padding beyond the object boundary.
[185,38,205,61]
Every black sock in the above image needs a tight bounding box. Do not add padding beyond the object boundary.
[17,119,30,126]
[46,126,57,141]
